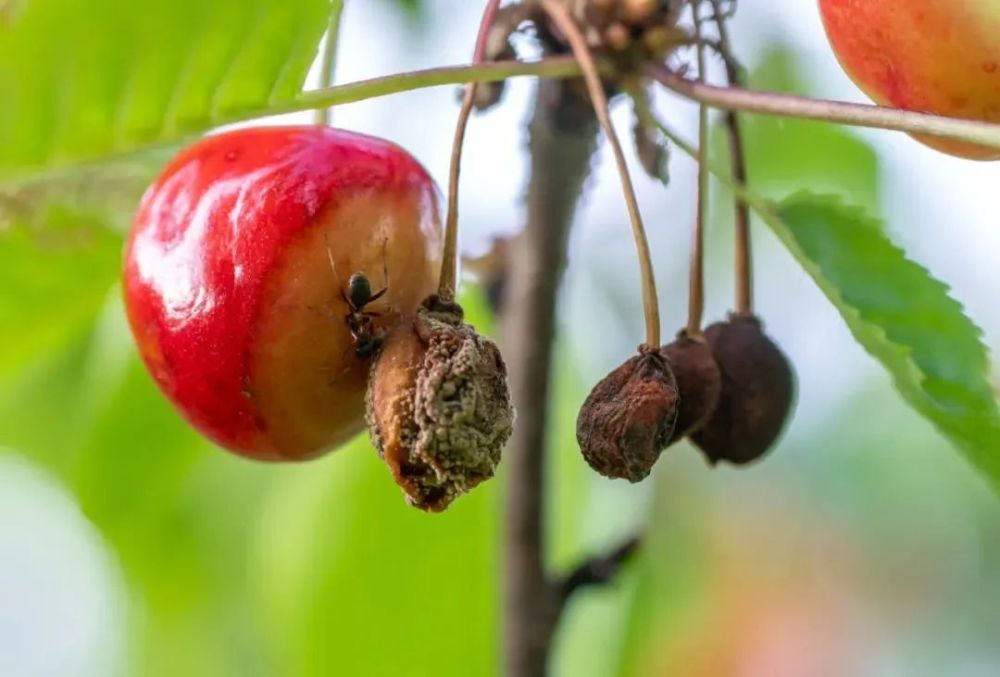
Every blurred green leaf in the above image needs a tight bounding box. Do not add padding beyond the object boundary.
[71,351,233,677]
[775,193,1000,493]
[0,0,331,180]
[0,294,279,676]
[381,0,427,23]
[0,152,164,383]
[254,442,500,677]
[0,225,121,376]
[253,287,500,677]
[547,348,594,570]
[612,488,708,677]
[715,45,880,211]
[0,327,96,467]
[549,347,629,677]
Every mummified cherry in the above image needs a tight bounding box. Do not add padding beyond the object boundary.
[691,314,795,466]
[661,330,722,443]
[366,296,514,511]
[124,126,442,460]
[576,346,680,482]
[819,0,1000,160]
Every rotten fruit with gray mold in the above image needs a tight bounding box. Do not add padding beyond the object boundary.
[366,295,515,511]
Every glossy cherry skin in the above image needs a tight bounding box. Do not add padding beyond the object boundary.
[819,0,1000,160]
[124,126,442,460]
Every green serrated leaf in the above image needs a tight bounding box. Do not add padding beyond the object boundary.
[642,92,1000,495]
[0,0,331,180]
[773,192,1000,492]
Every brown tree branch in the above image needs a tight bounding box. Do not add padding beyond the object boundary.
[501,76,599,677]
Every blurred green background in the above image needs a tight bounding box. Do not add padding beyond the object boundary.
[1,1,998,676]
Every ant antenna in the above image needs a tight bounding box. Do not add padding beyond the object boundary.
[324,231,343,288]
[324,230,354,309]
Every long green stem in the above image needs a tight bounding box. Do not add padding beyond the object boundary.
[295,58,585,114]
[502,78,600,677]
[313,1,347,126]
[651,65,1000,152]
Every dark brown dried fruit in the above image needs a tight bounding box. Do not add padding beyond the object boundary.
[661,330,722,442]
[576,347,680,482]
[691,314,795,466]
[366,296,514,511]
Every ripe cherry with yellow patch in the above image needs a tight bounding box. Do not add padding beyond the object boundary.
[124,126,442,460]
[819,0,1000,160]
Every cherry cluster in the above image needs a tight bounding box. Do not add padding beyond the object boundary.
[120,1,793,511]
[578,317,794,482]
[124,0,997,509]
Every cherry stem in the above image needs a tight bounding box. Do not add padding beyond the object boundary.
[313,1,346,126]
[650,64,1000,151]
[298,58,582,109]
[539,0,661,349]
[438,0,503,303]
[687,2,708,338]
[709,0,752,316]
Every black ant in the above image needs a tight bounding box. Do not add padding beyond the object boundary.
[326,238,390,359]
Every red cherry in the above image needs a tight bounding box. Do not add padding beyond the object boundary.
[123,126,443,460]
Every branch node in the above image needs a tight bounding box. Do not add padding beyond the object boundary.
[557,534,643,606]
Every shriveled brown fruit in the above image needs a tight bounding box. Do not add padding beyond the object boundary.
[366,295,514,511]
[691,314,795,466]
[576,347,680,482]
[661,331,722,443]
